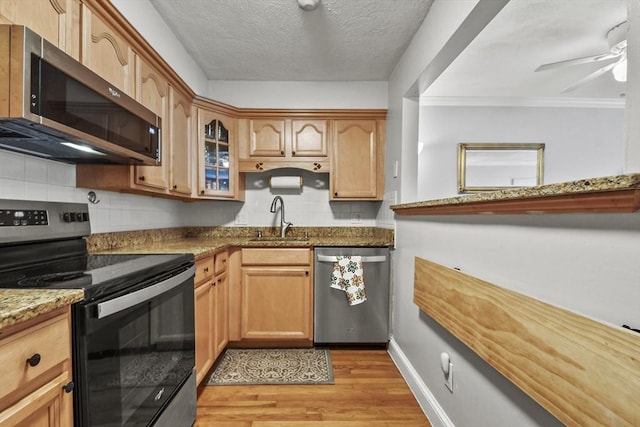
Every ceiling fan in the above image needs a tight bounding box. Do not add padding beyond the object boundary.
[535,21,628,93]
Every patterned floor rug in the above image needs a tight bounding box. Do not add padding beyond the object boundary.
[207,348,334,385]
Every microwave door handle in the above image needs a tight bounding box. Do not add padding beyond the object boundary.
[316,255,387,263]
[96,266,195,319]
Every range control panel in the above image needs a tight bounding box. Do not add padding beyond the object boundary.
[0,209,49,227]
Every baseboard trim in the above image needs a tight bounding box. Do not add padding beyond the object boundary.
[388,338,454,427]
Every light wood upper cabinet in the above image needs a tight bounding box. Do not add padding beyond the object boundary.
[248,119,286,157]
[238,118,329,172]
[169,87,193,196]
[134,57,170,192]
[195,100,244,200]
[291,119,328,157]
[0,0,81,59]
[81,2,134,95]
[330,119,385,200]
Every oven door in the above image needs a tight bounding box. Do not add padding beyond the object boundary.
[74,266,195,427]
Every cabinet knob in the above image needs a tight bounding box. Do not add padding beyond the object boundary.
[139,176,145,182]
[62,382,75,393]
[204,267,209,273]
[334,192,338,197]
[292,151,296,155]
[200,190,205,195]
[305,271,309,276]
[280,150,284,155]
[173,185,177,189]
[26,353,41,367]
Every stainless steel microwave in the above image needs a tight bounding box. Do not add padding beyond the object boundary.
[0,25,161,165]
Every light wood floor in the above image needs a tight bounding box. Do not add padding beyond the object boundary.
[195,349,431,427]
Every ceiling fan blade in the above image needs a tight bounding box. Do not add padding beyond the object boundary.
[560,61,619,93]
[535,52,620,72]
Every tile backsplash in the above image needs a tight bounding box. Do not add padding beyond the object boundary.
[0,151,387,233]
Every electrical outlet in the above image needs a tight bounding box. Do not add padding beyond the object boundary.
[235,213,248,225]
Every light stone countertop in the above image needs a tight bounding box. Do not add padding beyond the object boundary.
[86,226,395,256]
[391,174,640,211]
[0,289,84,330]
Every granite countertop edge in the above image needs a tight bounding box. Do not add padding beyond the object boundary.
[0,289,84,330]
[390,173,640,210]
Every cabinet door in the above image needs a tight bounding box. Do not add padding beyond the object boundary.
[194,281,213,386]
[0,372,72,427]
[169,87,193,196]
[330,119,383,200]
[134,57,169,191]
[291,119,328,157]
[81,4,134,95]
[241,267,312,340]
[0,0,81,59]
[248,119,286,157]
[197,109,238,198]
[213,273,229,358]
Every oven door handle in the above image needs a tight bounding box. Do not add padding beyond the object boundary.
[96,266,195,319]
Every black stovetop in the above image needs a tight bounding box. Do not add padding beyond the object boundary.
[0,239,193,302]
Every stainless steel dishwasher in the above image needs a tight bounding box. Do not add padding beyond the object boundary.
[314,247,390,344]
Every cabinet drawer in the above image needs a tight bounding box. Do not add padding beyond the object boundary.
[0,313,71,403]
[214,250,228,275]
[195,256,214,285]
[242,248,311,266]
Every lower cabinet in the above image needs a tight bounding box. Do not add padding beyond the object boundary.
[0,308,74,427]
[239,248,313,344]
[194,250,229,386]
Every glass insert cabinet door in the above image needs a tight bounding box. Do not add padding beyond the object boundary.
[202,119,231,195]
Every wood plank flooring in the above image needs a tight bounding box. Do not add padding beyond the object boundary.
[195,349,431,426]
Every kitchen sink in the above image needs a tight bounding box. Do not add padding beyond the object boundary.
[249,236,310,242]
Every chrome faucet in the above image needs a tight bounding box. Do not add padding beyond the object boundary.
[270,196,292,238]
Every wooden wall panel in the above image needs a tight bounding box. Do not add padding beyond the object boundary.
[414,257,640,427]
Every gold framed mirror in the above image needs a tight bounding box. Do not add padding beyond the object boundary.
[458,143,545,193]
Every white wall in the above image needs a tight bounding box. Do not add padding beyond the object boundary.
[387,1,640,427]
[110,0,209,94]
[417,104,625,200]
[208,80,387,109]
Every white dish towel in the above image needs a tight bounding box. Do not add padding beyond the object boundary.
[330,256,366,305]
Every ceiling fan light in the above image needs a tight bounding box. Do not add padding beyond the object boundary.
[612,58,627,82]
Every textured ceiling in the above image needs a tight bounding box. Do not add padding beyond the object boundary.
[149,0,434,81]
[424,0,628,99]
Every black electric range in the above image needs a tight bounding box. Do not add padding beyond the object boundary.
[0,198,197,427]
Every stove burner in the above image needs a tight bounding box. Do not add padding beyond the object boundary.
[18,271,90,287]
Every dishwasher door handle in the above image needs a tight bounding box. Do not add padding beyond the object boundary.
[316,255,387,263]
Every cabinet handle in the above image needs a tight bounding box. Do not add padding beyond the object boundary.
[204,267,209,273]
[305,271,309,276]
[62,382,75,393]
[26,353,41,367]
[280,150,284,155]
[292,151,296,155]
[173,185,177,189]
[139,176,145,182]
